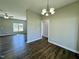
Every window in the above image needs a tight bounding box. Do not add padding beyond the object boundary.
[13,23,23,32]
[18,24,23,31]
[13,23,18,32]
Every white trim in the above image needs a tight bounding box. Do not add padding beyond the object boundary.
[43,35,48,38]
[26,37,42,43]
[41,20,43,37]
[48,40,79,54]
[0,34,13,36]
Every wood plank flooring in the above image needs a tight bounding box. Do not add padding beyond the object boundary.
[0,34,79,59]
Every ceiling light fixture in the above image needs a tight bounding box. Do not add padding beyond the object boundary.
[41,0,55,16]
[4,15,9,19]
[0,9,13,19]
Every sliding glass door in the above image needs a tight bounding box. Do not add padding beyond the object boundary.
[13,23,24,33]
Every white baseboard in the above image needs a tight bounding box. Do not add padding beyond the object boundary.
[43,35,48,38]
[48,40,79,54]
[0,34,13,36]
[26,37,42,43]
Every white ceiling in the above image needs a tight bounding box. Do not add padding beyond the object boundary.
[0,0,78,20]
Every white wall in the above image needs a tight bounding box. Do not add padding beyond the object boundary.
[0,18,27,36]
[48,2,79,53]
[27,10,42,43]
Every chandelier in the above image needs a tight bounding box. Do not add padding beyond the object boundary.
[41,0,55,16]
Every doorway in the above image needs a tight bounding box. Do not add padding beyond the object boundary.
[41,19,49,38]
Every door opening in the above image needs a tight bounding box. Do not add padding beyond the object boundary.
[41,19,49,38]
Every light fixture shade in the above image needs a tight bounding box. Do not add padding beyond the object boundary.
[45,13,49,16]
[4,16,9,19]
[51,11,55,15]
[50,8,55,13]
[41,12,45,15]
[42,9,47,13]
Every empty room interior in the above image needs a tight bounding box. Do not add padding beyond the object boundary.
[0,0,79,59]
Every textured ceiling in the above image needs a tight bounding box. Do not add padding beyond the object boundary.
[0,0,78,20]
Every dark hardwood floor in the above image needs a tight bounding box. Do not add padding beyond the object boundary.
[0,34,79,59]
